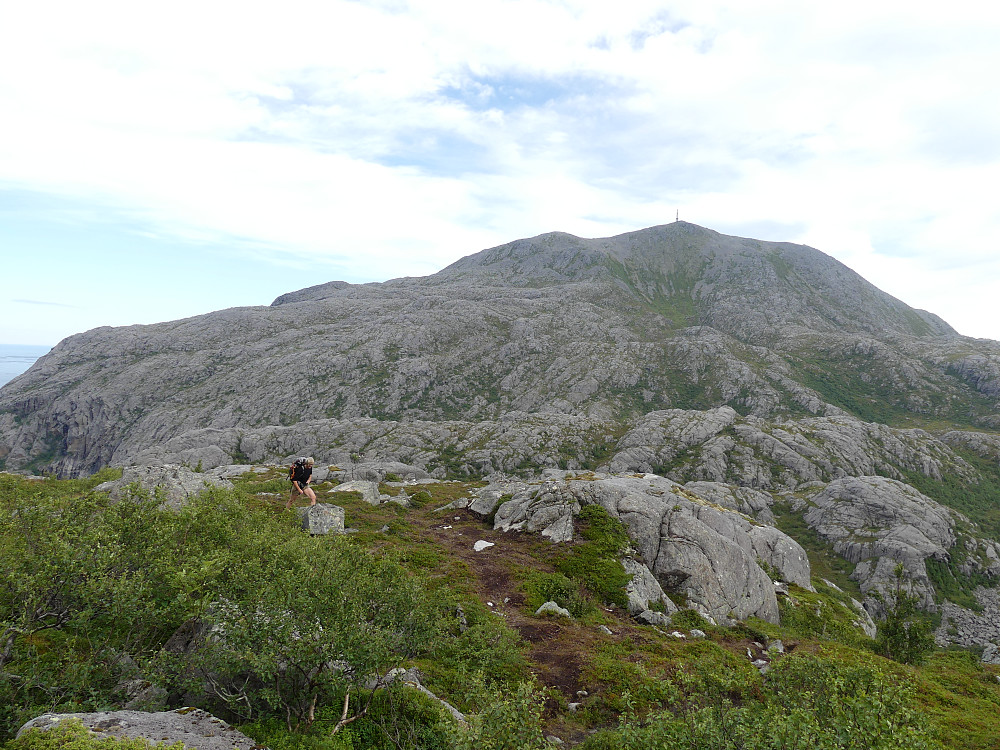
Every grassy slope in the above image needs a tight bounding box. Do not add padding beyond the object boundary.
[269,471,1000,749]
[3,470,1000,749]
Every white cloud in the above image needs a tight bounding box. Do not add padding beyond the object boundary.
[2,0,1000,341]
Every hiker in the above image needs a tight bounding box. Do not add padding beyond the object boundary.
[286,456,317,508]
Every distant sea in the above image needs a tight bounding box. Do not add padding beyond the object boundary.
[0,344,51,388]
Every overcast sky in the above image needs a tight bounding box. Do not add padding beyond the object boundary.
[2,0,999,347]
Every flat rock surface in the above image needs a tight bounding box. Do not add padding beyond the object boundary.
[17,708,259,750]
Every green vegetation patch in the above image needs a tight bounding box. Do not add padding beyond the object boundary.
[583,653,944,750]
[522,571,593,619]
[751,582,872,646]
[771,502,862,597]
[914,650,1000,749]
[553,505,631,609]
[581,637,760,721]
[925,554,993,611]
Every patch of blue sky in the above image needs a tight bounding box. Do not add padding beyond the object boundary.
[869,220,936,260]
[372,130,495,174]
[440,70,620,114]
[0,344,51,387]
[0,189,315,343]
[628,9,693,50]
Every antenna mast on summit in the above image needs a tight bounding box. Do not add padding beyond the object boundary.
[675,209,679,222]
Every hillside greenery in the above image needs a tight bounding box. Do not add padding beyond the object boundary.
[2,471,999,750]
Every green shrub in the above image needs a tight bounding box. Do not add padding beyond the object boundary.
[175,536,436,730]
[407,490,433,507]
[522,572,592,618]
[425,606,530,702]
[555,506,631,609]
[871,565,935,666]
[670,609,710,631]
[613,654,943,749]
[447,679,554,750]
[241,684,453,750]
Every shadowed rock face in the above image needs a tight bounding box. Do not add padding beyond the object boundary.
[1,221,998,479]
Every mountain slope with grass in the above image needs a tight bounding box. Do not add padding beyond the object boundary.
[3,469,1000,749]
[4,220,1000,713]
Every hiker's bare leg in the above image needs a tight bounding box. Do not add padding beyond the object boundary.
[286,483,302,509]
[305,486,317,505]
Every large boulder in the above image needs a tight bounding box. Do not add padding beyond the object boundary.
[94,465,233,510]
[493,480,580,543]
[17,709,258,750]
[330,480,385,505]
[623,557,679,616]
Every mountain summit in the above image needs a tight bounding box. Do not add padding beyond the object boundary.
[278,222,954,342]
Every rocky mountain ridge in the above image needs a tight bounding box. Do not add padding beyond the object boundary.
[2,222,999,478]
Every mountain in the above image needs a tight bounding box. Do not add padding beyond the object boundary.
[1,221,998,479]
[5,220,1000,654]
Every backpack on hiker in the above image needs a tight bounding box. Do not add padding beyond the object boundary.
[289,457,309,484]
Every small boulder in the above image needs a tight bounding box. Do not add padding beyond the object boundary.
[535,601,573,619]
[637,610,672,627]
[298,504,345,535]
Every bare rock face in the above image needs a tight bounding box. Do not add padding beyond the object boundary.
[683,481,776,523]
[802,476,956,608]
[17,708,259,750]
[623,557,679,616]
[494,481,580,543]
[936,587,1000,654]
[94,465,233,510]
[746,525,812,590]
[492,472,809,625]
[613,410,976,491]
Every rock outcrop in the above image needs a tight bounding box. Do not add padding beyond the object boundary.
[17,709,258,750]
[800,476,956,609]
[935,587,1000,651]
[492,472,809,625]
[93,465,234,510]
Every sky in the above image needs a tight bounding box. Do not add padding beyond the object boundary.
[2,0,999,348]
